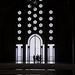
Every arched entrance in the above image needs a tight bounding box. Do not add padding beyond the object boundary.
[26,34,45,64]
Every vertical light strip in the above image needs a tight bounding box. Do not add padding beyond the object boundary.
[49,10,53,41]
[17,10,22,41]
[38,0,43,34]
[48,10,55,64]
[16,44,23,64]
[48,44,55,64]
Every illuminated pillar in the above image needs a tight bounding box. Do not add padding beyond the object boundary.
[48,44,55,64]
[16,44,23,64]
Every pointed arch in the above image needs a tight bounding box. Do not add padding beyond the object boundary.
[26,34,45,64]
[27,34,43,46]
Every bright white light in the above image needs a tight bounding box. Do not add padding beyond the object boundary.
[33,14,37,18]
[27,17,32,21]
[27,30,32,34]
[48,44,55,64]
[27,4,32,8]
[39,10,43,14]
[39,4,43,8]
[49,23,53,27]
[49,10,53,14]
[33,26,37,31]
[17,17,22,21]
[39,30,43,34]
[27,10,32,15]
[49,30,53,34]
[49,17,53,21]
[39,23,43,27]
[17,30,22,34]
[16,44,23,64]
[27,23,32,28]
[33,7,37,11]
[39,0,43,1]
[17,36,21,41]
[26,34,45,64]
[39,17,43,21]
[18,11,22,15]
[49,36,53,40]
[33,20,37,24]
[17,23,22,27]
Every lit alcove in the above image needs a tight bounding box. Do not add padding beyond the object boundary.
[16,44,23,64]
[26,34,45,64]
[47,44,55,64]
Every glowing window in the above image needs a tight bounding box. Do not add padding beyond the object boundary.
[49,36,53,40]
[39,4,43,8]
[49,30,53,34]
[27,10,32,15]
[17,17,22,21]
[33,14,37,18]
[27,4,32,8]
[17,36,21,41]
[39,30,43,34]
[33,26,37,31]
[17,30,22,34]
[49,23,53,27]
[49,10,53,14]
[39,10,43,14]
[27,17,32,21]
[33,20,37,24]
[27,30,32,34]
[39,17,43,21]
[17,23,22,28]
[33,7,37,11]
[17,11,22,15]
[27,23,32,28]
[39,23,43,27]
[49,17,53,21]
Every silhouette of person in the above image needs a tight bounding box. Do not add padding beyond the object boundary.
[33,55,35,63]
[36,54,40,62]
[40,55,42,63]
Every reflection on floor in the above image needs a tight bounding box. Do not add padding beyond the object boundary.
[16,69,55,75]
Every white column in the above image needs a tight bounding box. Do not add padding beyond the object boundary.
[48,44,55,64]
[42,44,45,64]
[16,44,23,64]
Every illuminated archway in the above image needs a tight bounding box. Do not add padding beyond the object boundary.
[26,34,45,64]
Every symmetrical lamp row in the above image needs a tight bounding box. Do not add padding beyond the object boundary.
[49,10,53,41]
[27,0,43,34]
[17,10,22,41]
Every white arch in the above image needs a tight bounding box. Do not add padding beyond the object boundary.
[27,34,43,46]
[26,34,45,64]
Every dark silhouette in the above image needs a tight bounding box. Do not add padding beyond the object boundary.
[33,54,42,63]
[33,55,35,63]
[40,55,42,63]
[36,54,40,62]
